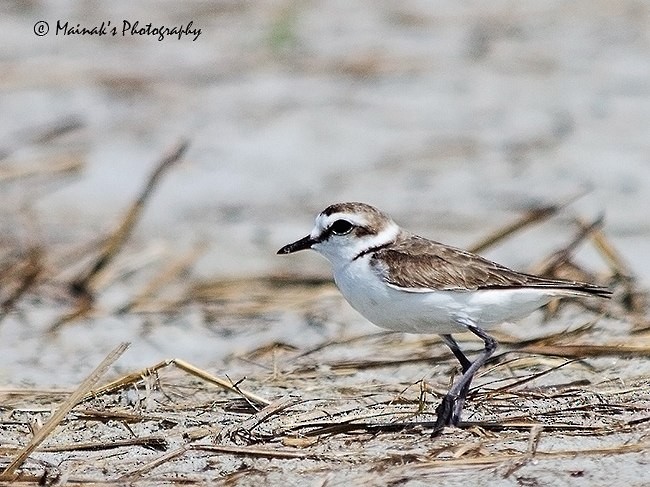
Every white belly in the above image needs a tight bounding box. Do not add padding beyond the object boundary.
[332,258,555,335]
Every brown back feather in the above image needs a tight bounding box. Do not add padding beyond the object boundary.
[371,234,610,297]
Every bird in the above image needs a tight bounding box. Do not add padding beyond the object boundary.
[277,202,611,434]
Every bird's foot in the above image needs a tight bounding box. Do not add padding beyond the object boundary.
[431,394,461,437]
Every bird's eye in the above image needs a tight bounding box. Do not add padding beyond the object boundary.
[330,219,353,235]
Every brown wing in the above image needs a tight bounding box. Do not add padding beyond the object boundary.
[370,235,610,296]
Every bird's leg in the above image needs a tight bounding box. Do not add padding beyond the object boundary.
[450,325,497,425]
[439,334,472,423]
[433,323,497,436]
[441,334,472,372]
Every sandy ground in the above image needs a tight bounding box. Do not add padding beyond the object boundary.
[1,1,650,485]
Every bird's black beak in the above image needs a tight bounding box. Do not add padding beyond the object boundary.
[277,235,316,254]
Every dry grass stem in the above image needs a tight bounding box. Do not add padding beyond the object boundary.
[0,116,83,162]
[468,190,588,254]
[0,342,129,480]
[84,358,271,407]
[0,247,42,323]
[72,140,188,293]
[531,214,604,277]
[118,242,207,314]
[0,155,84,184]
[48,140,189,333]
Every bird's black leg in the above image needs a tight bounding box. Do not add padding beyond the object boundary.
[433,322,497,436]
[440,334,472,372]
[439,334,472,424]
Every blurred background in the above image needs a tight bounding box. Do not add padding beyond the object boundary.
[1,0,649,385]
